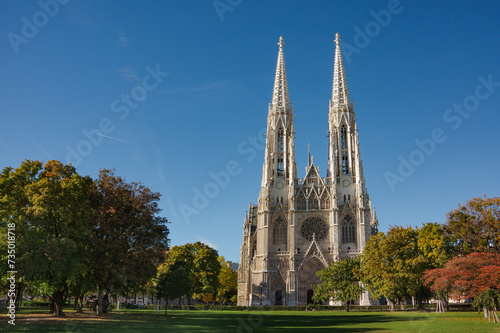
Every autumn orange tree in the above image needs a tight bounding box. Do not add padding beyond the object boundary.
[88,169,170,316]
[424,252,500,300]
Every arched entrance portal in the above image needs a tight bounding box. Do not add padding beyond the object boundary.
[270,277,286,306]
[275,290,283,305]
[298,257,326,305]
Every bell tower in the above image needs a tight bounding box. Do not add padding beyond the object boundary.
[328,33,378,267]
[261,36,297,189]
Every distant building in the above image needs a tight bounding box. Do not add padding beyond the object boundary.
[237,35,379,306]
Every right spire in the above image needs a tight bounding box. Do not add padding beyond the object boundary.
[332,33,351,107]
[271,36,291,111]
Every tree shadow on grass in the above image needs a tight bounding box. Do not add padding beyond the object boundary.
[172,311,429,333]
[0,310,430,333]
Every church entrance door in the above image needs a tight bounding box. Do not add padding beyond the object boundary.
[275,290,283,305]
[306,289,314,304]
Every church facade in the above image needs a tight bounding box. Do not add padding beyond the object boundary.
[237,34,379,306]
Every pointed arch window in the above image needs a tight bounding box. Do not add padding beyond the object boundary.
[296,194,306,210]
[342,152,348,174]
[273,217,287,248]
[340,125,349,174]
[341,215,356,244]
[277,128,284,176]
[308,197,319,210]
[341,125,347,150]
[320,193,330,210]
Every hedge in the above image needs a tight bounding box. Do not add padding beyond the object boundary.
[17,301,474,312]
[161,303,473,312]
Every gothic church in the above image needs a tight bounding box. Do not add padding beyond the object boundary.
[237,34,379,306]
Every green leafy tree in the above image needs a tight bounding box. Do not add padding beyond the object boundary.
[216,257,238,304]
[362,223,452,311]
[191,243,221,300]
[417,222,453,311]
[164,242,220,303]
[88,169,170,315]
[156,259,191,317]
[473,288,500,323]
[361,226,428,311]
[0,160,45,305]
[418,222,453,268]
[445,196,500,255]
[312,257,363,311]
[0,160,93,316]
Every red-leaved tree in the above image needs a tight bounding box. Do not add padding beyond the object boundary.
[424,252,500,300]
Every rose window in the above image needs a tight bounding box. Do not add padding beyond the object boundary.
[300,217,327,241]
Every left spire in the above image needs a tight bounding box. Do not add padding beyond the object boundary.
[271,36,291,111]
[332,33,351,108]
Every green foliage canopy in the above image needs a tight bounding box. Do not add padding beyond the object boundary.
[0,160,93,315]
[312,257,363,311]
[445,196,500,255]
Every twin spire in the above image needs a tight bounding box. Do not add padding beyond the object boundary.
[332,33,351,107]
[271,34,351,110]
[271,36,291,110]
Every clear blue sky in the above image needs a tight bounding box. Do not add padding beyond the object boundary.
[2,0,499,263]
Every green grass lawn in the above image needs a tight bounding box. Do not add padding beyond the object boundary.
[1,308,499,332]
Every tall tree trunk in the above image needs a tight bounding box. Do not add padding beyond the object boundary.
[52,290,65,317]
[102,293,110,314]
[165,297,168,318]
[416,294,424,310]
[15,281,23,311]
[116,295,121,310]
[49,296,55,314]
[97,287,104,316]
[76,294,83,314]
[389,301,395,312]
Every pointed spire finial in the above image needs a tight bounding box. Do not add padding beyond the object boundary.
[307,143,311,166]
[334,32,340,45]
[278,36,284,49]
